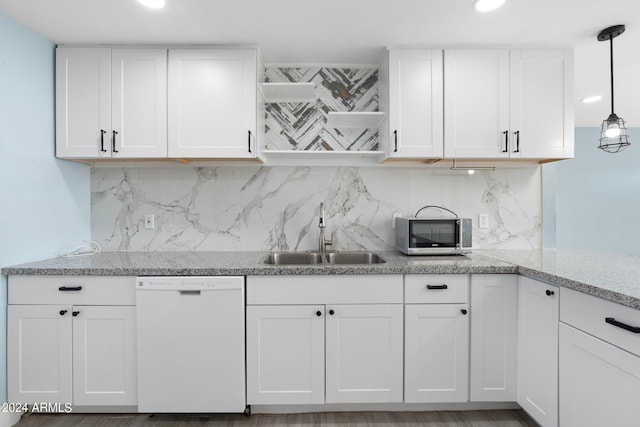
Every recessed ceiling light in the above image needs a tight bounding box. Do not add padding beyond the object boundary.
[473,0,506,12]
[581,95,603,104]
[136,0,165,9]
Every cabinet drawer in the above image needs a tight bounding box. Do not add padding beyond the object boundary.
[405,274,469,303]
[247,275,403,305]
[8,276,135,305]
[561,287,640,357]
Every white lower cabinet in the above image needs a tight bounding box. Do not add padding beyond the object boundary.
[7,276,137,407]
[559,287,640,427]
[517,276,559,427]
[469,274,518,402]
[246,305,325,405]
[246,275,404,405]
[326,304,403,403]
[404,274,469,403]
[559,323,640,427]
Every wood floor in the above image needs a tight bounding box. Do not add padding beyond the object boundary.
[15,410,539,426]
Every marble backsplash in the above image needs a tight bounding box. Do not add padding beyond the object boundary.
[91,165,542,251]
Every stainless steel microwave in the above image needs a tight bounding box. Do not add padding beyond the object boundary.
[395,217,472,255]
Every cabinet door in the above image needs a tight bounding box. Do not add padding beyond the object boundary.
[72,306,137,406]
[325,304,403,403]
[444,49,510,158]
[559,323,640,427]
[517,277,559,427]
[7,305,73,404]
[246,305,325,405]
[510,50,574,159]
[168,49,257,158]
[387,49,443,158]
[56,47,111,158]
[470,274,517,402]
[405,304,469,403]
[111,49,167,158]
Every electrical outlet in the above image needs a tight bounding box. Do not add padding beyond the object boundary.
[478,214,489,229]
[144,214,155,230]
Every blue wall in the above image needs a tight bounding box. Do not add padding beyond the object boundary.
[0,11,91,402]
[543,127,640,255]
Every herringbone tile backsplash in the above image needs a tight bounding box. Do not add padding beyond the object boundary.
[264,67,379,151]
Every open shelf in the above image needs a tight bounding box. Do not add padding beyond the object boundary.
[326,112,386,129]
[260,150,387,166]
[259,82,316,103]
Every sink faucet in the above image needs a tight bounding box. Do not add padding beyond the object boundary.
[318,203,333,258]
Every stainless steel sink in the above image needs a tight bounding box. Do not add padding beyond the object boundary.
[264,251,385,265]
[326,251,385,265]
[263,252,323,265]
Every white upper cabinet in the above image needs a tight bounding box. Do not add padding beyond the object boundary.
[444,49,573,160]
[382,49,444,159]
[444,49,510,159]
[168,49,258,158]
[110,49,167,158]
[56,48,112,158]
[56,48,167,159]
[509,50,574,159]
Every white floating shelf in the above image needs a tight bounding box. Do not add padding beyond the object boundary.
[260,150,387,166]
[259,82,316,103]
[326,112,386,129]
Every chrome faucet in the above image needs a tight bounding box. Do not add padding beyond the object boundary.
[318,202,333,258]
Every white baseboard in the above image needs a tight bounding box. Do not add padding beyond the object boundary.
[251,401,521,414]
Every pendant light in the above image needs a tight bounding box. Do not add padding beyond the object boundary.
[598,24,630,153]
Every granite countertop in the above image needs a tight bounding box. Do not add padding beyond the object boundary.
[3,249,640,310]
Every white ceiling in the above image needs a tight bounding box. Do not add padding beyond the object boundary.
[1,0,639,127]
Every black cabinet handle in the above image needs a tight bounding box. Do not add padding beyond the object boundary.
[59,310,68,316]
[329,309,335,316]
[502,130,509,153]
[100,129,107,152]
[427,284,448,290]
[461,309,468,315]
[316,310,322,317]
[72,311,80,317]
[248,130,252,153]
[605,317,640,333]
[112,130,119,153]
[545,289,555,296]
[513,130,520,153]
[59,286,82,292]
[393,130,398,152]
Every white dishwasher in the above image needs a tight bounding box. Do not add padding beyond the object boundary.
[136,276,246,414]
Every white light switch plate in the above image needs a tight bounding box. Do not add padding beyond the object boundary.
[144,214,155,230]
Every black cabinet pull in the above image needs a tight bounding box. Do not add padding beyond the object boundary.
[72,311,80,317]
[502,130,509,152]
[329,309,335,316]
[112,130,119,153]
[427,284,448,290]
[461,309,468,315]
[605,317,640,333]
[513,130,520,153]
[393,130,398,152]
[100,129,107,152]
[59,310,68,316]
[316,310,322,317]
[59,286,82,292]
[545,289,555,296]
[248,130,252,153]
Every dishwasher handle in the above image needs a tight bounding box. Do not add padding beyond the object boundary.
[179,290,201,295]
